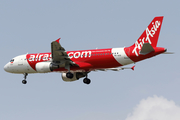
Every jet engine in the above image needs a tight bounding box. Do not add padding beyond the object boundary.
[35,62,59,73]
[61,72,86,82]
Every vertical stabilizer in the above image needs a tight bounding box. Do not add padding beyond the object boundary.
[131,16,164,56]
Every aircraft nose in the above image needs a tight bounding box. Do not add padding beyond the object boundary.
[4,63,9,72]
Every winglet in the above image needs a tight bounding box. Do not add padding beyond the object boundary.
[56,38,61,43]
[131,66,135,71]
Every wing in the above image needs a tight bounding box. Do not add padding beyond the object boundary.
[51,38,78,69]
[95,66,135,71]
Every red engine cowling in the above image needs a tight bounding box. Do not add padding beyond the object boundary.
[35,62,59,73]
[61,72,86,82]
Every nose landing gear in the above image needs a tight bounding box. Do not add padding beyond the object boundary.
[22,73,28,84]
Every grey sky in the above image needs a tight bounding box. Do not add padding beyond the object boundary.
[1,0,180,120]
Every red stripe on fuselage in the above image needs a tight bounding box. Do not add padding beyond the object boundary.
[68,48,123,70]
[26,48,122,72]
[26,53,52,71]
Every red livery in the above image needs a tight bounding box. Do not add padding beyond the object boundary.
[4,16,172,84]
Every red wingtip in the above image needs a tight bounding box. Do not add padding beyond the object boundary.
[131,66,135,71]
[56,38,61,43]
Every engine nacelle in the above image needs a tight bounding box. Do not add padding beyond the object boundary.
[35,62,59,73]
[61,72,86,82]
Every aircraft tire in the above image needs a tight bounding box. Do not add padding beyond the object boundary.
[83,78,91,84]
[22,80,27,84]
[66,72,74,79]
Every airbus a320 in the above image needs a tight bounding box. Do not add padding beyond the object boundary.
[4,16,172,84]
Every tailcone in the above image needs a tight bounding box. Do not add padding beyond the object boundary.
[154,47,167,54]
[162,48,174,54]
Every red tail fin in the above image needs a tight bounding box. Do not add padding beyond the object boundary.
[131,16,164,56]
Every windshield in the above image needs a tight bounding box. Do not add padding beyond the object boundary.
[10,59,14,62]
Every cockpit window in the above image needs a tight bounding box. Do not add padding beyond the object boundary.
[10,59,14,62]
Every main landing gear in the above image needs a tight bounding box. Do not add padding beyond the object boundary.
[22,73,28,84]
[66,71,91,85]
[83,73,91,85]
[83,78,91,84]
[66,72,74,79]
[65,63,91,84]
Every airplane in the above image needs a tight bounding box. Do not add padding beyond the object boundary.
[4,16,172,85]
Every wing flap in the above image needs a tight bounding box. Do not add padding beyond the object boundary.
[95,66,135,71]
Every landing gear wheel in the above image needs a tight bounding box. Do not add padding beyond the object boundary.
[66,72,74,79]
[22,73,28,84]
[83,78,91,84]
[22,80,27,84]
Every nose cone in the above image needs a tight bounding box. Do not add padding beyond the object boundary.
[4,63,10,72]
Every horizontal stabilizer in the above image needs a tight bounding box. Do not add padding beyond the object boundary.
[139,43,154,55]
